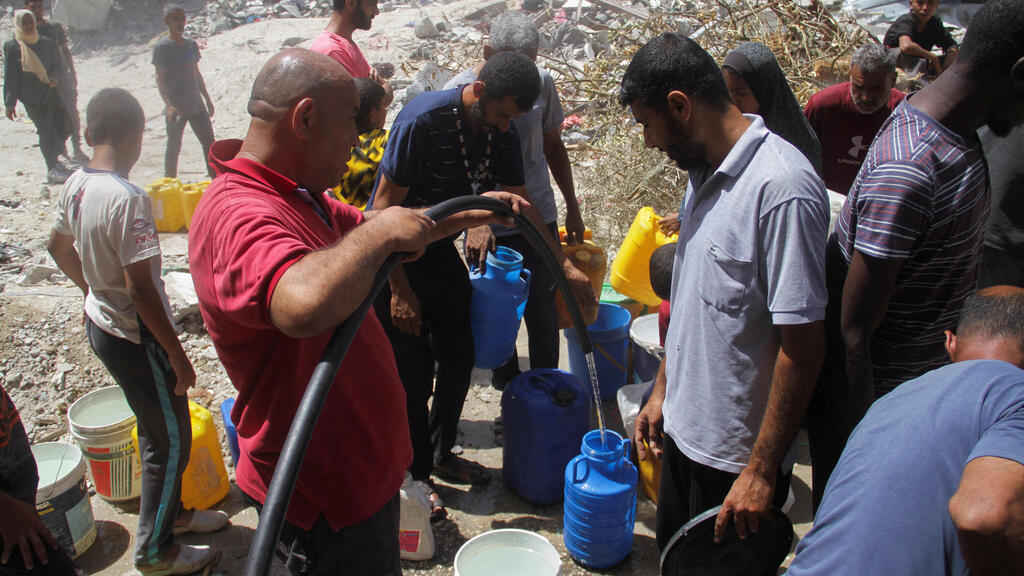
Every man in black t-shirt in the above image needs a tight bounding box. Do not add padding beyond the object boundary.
[883,0,959,79]
[153,4,215,178]
[25,0,86,163]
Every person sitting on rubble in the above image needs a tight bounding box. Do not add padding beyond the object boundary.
[0,382,81,576]
[804,44,905,195]
[4,9,73,185]
[788,286,1024,576]
[883,0,959,81]
[47,87,229,576]
[331,77,388,209]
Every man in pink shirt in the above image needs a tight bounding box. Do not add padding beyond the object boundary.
[311,0,391,99]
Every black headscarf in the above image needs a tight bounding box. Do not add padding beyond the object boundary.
[723,42,823,176]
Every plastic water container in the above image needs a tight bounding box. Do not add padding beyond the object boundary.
[469,247,531,369]
[564,303,632,399]
[563,429,638,568]
[180,180,209,230]
[220,397,239,467]
[629,313,664,383]
[132,401,230,510]
[399,473,436,561]
[610,207,676,306]
[68,386,142,501]
[637,439,662,504]
[145,178,185,232]
[454,529,561,576]
[32,442,97,558]
[556,239,606,329]
[502,369,590,505]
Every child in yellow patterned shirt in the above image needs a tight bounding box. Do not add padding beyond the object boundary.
[332,77,388,210]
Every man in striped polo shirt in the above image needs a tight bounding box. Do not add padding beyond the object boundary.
[808,0,1024,510]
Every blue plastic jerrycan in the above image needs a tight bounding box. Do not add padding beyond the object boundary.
[469,246,531,369]
[563,429,638,568]
[502,369,590,505]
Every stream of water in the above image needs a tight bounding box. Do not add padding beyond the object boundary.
[583,351,607,448]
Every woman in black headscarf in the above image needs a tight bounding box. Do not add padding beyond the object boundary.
[4,9,71,184]
[722,42,823,176]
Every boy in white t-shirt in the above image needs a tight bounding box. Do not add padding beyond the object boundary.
[47,88,228,576]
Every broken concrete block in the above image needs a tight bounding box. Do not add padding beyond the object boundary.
[16,263,60,286]
[164,271,200,322]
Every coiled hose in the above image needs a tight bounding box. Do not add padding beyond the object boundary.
[244,195,595,576]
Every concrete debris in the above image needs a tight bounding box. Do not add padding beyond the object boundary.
[464,0,507,22]
[16,263,61,286]
[414,16,440,39]
[164,271,201,322]
[403,62,453,104]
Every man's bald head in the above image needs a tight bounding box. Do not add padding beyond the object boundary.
[248,48,355,120]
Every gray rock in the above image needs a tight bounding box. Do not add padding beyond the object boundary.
[413,16,439,39]
[5,372,23,389]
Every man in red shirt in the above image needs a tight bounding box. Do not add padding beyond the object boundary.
[188,48,525,575]
[804,44,905,194]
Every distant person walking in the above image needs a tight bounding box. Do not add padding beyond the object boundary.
[153,4,215,179]
[4,9,72,184]
[26,0,87,162]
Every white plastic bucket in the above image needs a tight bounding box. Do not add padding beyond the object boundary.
[454,529,561,576]
[32,442,97,558]
[68,386,141,501]
[629,312,664,383]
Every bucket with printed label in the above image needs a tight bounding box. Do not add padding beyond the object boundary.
[68,386,142,501]
[32,442,97,558]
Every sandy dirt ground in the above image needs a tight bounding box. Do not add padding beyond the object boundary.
[0,2,814,574]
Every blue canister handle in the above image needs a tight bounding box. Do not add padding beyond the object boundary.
[573,457,589,484]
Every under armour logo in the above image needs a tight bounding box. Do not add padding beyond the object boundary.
[848,135,869,158]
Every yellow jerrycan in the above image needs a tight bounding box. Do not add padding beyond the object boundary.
[555,227,606,329]
[132,401,230,510]
[609,207,676,306]
[180,180,210,230]
[145,178,185,232]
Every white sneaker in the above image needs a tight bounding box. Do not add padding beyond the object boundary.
[173,509,231,536]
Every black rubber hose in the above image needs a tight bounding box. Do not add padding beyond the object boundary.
[244,196,594,576]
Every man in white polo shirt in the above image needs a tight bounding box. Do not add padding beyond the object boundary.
[620,33,828,552]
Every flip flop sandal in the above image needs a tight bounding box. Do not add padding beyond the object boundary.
[428,488,446,521]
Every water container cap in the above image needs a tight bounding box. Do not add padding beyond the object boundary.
[553,388,575,407]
